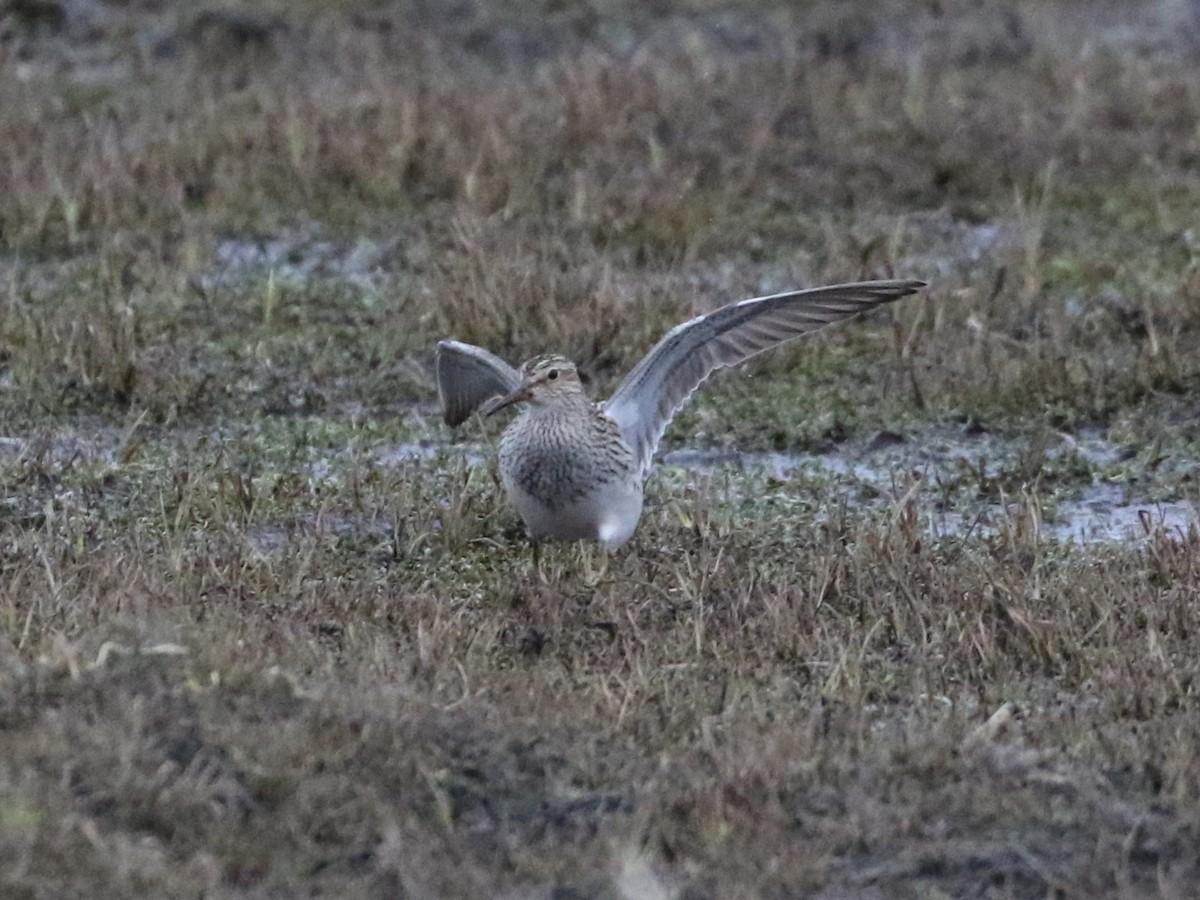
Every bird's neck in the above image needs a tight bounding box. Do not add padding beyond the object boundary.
[521,394,594,419]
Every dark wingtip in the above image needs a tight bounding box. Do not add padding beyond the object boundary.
[441,395,462,426]
[436,341,459,427]
[882,279,927,300]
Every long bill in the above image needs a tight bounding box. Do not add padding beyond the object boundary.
[484,383,532,416]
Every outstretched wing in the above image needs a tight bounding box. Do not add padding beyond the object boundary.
[435,340,522,426]
[603,279,926,476]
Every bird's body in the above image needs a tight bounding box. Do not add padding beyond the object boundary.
[436,279,926,548]
[496,368,642,547]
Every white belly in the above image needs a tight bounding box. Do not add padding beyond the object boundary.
[504,475,643,548]
[497,403,642,548]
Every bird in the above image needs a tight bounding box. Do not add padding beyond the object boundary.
[436,278,926,549]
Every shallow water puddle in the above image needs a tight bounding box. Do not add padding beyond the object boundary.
[656,430,1196,545]
[1047,485,1194,544]
[201,231,396,293]
[389,424,1194,547]
[2,424,1189,551]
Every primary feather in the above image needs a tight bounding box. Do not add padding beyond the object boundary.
[602,279,924,476]
[436,340,522,426]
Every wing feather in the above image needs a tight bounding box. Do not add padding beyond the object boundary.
[435,340,522,426]
[602,279,926,475]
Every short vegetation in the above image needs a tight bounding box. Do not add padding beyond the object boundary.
[1,0,1199,896]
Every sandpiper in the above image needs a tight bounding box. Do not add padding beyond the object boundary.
[437,279,925,548]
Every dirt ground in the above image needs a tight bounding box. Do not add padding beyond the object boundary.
[2,1,1200,897]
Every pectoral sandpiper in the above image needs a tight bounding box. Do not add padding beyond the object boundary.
[437,279,925,548]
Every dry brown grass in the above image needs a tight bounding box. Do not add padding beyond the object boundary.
[3,443,1200,897]
[2,1,1200,897]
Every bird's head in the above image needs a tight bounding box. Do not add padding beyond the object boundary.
[486,354,583,415]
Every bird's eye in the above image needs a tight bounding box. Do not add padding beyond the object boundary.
[547,369,559,380]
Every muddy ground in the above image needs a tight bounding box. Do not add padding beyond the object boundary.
[2,1,1200,897]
